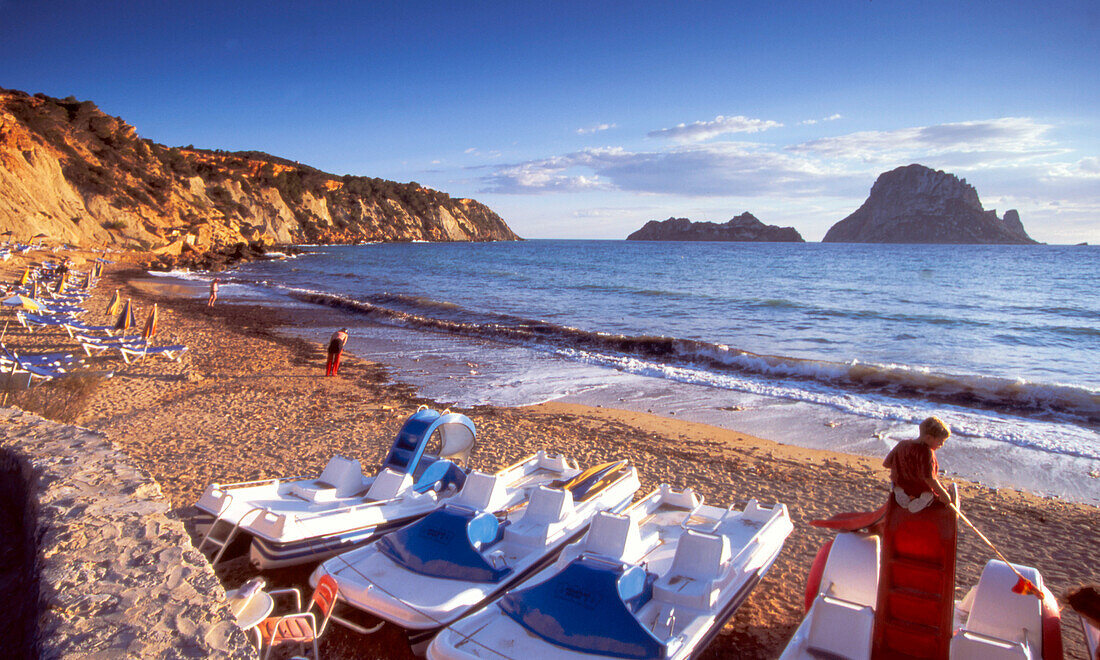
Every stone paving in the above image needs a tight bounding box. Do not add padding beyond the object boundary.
[0,407,255,659]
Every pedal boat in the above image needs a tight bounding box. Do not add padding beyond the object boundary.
[310,457,641,650]
[193,408,476,569]
[779,488,1063,660]
[428,484,794,660]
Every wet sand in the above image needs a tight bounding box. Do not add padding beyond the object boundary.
[4,255,1098,659]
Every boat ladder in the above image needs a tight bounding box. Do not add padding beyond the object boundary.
[198,504,265,566]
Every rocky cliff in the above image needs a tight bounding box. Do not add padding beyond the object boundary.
[0,88,520,254]
[627,213,804,242]
[823,164,1037,244]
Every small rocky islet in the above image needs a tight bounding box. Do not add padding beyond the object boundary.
[823,163,1037,244]
[627,212,804,242]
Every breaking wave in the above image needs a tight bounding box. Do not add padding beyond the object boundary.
[284,288,1100,427]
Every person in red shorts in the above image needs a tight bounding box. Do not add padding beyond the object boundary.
[325,328,349,376]
[883,416,954,512]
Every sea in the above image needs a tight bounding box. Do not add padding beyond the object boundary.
[154,241,1100,504]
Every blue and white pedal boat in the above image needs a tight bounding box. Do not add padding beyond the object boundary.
[193,408,476,569]
[310,457,641,649]
[427,484,794,660]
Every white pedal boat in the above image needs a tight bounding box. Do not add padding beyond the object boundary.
[311,457,641,650]
[428,484,794,660]
[193,408,477,569]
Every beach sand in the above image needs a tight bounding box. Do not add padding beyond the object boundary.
[5,255,1098,659]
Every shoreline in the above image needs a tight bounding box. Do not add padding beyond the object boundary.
[4,255,1097,659]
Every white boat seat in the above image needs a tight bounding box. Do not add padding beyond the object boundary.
[652,530,730,608]
[366,468,413,500]
[524,486,574,524]
[820,532,880,607]
[290,456,364,502]
[583,511,641,561]
[804,592,875,660]
[453,471,506,511]
[961,560,1043,651]
[950,630,1030,660]
[504,486,574,546]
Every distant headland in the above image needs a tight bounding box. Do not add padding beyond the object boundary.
[0,87,520,270]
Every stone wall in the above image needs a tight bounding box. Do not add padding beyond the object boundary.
[0,408,256,659]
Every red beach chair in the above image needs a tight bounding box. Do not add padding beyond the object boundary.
[255,574,339,660]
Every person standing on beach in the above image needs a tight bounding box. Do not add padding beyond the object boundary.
[326,328,349,376]
[883,416,954,512]
[207,278,219,307]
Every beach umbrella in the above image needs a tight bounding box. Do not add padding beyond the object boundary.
[2,295,41,312]
[141,304,159,340]
[106,290,121,317]
[30,280,38,301]
[58,272,69,293]
[17,267,29,286]
[114,299,135,331]
[82,271,92,291]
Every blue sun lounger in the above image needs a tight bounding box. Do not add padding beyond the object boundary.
[62,320,118,338]
[16,311,79,332]
[76,334,146,356]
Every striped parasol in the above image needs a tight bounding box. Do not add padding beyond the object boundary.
[141,303,158,340]
[114,299,135,331]
[106,290,121,317]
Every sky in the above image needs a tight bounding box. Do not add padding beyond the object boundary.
[1,1,1098,243]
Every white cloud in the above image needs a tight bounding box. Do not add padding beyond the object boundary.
[787,117,1059,167]
[648,115,782,142]
[479,143,861,197]
[577,123,616,135]
[464,147,478,154]
[800,113,843,126]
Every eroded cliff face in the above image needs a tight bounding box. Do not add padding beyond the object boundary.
[0,88,520,252]
[823,164,1037,244]
[627,213,804,242]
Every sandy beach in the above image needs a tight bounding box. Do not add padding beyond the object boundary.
[4,254,1098,659]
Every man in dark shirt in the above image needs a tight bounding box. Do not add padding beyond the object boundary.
[883,416,953,511]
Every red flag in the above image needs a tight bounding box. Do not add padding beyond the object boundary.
[1012,576,1044,600]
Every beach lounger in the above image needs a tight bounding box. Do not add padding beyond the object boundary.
[76,334,146,356]
[62,320,118,338]
[2,350,80,368]
[0,360,65,387]
[16,311,79,332]
[118,343,189,363]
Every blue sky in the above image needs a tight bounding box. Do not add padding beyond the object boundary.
[2,1,1097,242]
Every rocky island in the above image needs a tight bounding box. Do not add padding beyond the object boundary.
[823,164,1037,244]
[627,213,804,242]
[0,88,520,269]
